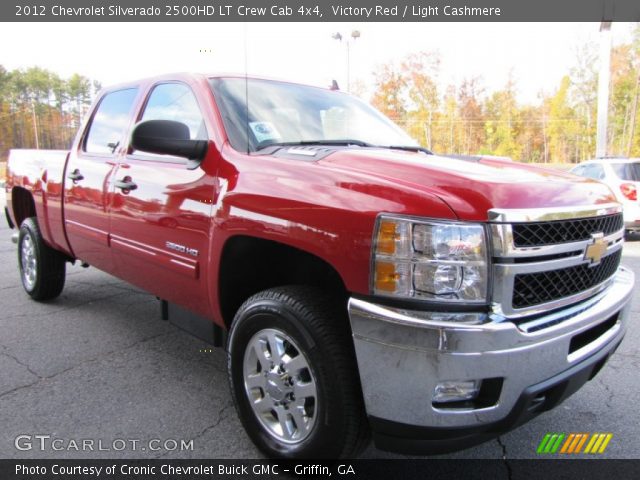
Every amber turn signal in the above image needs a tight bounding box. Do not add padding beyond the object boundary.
[376,220,398,255]
[374,261,398,292]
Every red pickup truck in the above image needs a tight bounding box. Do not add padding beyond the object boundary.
[5,73,634,458]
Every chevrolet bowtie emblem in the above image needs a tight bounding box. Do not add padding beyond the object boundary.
[584,233,607,266]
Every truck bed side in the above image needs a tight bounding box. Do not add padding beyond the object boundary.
[6,149,73,256]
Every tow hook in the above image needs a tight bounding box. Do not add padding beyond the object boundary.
[11,232,18,244]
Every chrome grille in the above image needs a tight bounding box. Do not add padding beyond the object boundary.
[512,213,623,247]
[512,250,622,309]
[489,203,624,319]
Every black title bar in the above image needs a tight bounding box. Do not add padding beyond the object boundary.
[1,459,639,480]
[3,0,640,22]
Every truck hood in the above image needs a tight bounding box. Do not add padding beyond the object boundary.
[319,149,617,221]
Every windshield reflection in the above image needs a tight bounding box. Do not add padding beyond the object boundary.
[210,78,416,153]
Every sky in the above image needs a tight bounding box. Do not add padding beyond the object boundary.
[0,22,636,103]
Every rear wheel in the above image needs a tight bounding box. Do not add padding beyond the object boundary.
[18,217,66,301]
[227,286,369,458]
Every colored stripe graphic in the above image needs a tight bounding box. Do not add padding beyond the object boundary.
[584,433,599,453]
[537,433,552,454]
[541,433,613,454]
[560,434,575,453]
[598,433,613,453]
[537,433,566,453]
[584,433,613,454]
[544,434,558,453]
[574,433,589,453]
[550,434,565,453]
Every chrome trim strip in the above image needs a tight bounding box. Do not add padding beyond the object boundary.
[491,225,624,258]
[514,289,604,333]
[348,299,495,331]
[488,203,622,223]
[497,240,622,274]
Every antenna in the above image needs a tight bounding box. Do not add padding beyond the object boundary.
[244,23,250,155]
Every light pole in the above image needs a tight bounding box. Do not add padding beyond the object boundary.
[596,21,612,158]
[332,30,361,92]
[31,100,39,150]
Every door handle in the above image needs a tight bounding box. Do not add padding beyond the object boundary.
[115,177,137,193]
[67,169,84,182]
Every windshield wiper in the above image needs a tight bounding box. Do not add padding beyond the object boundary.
[380,145,433,154]
[256,140,433,155]
[257,139,374,150]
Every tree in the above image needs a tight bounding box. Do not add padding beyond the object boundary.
[482,76,522,159]
[457,77,485,155]
[567,42,598,160]
[371,63,407,122]
[67,73,93,127]
[0,65,101,161]
[401,51,440,148]
[546,76,578,163]
[609,44,637,156]
[624,24,640,156]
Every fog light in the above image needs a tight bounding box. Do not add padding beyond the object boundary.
[433,380,480,403]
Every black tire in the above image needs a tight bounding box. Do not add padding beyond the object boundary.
[227,286,370,459]
[18,217,66,301]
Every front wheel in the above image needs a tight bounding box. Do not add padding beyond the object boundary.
[18,217,66,301]
[227,286,369,458]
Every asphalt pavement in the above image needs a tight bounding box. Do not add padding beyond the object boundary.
[0,190,639,460]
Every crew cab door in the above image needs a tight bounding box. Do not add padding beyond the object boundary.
[109,82,215,316]
[63,87,139,272]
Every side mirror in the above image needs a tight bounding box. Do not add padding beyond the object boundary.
[130,120,208,170]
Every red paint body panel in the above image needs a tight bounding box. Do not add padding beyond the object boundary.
[4,73,619,328]
[319,150,616,221]
[62,154,120,272]
[109,158,215,317]
[5,150,73,256]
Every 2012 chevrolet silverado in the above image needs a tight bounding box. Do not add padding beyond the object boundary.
[4,73,635,458]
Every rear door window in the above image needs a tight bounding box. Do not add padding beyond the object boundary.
[84,88,138,154]
[611,163,640,181]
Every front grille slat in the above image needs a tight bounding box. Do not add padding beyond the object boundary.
[512,250,622,309]
[512,213,623,247]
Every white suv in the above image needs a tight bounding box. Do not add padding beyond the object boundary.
[570,158,640,233]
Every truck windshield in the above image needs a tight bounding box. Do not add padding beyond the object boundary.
[210,78,416,153]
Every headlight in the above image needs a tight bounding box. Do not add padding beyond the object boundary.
[371,215,488,303]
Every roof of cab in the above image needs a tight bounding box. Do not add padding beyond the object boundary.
[99,72,337,94]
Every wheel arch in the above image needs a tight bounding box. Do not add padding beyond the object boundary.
[11,187,36,228]
[217,235,348,328]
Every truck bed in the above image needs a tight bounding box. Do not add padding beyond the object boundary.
[6,149,71,255]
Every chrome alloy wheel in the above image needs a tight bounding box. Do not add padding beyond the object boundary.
[20,232,37,290]
[243,328,318,444]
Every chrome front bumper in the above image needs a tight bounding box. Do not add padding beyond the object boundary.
[348,267,634,435]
